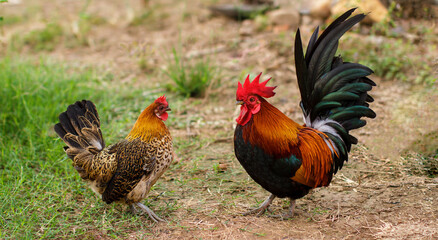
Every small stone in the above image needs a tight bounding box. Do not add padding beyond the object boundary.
[332,0,389,24]
[218,163,228,172]
[309,0,332,19]
[267,8,300,30]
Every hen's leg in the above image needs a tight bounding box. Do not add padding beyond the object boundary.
[271,198,296,219]
[243,194,276,216]
[131,202,166,223]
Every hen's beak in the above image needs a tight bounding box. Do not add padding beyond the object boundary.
[236,100,244,105]
[165,106,171,111]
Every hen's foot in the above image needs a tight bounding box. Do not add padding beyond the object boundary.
[243,194,276,216]
[270,199,296,220]
[131,202,166,223]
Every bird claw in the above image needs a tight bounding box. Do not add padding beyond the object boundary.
[132,202,166,223]
[270,199,296,220]
[131,205,140,214]
[242,194,276,217]
[244,197,296,220]
[243,206,271,216]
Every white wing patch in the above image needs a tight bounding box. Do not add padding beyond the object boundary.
[306,115,341,154]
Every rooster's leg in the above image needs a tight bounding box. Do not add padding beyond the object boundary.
[243,194,276,216]
[271,198,296,219]
[132,202,166,223]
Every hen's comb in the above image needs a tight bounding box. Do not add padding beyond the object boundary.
[154,95,168,105]
[236,73,276,100]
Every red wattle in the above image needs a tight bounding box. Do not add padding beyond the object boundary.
[236,105,252,126]
[159,112,168,121]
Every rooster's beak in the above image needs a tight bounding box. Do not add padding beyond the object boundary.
[236,100,244,105]
[165,107,171,111]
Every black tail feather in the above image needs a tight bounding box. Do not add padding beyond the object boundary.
[305,8,358,65]
[307,14,366,96]
[57,112,78,136]
[294,8,376,173]
[55,100,105,160]
[295,29,309,115]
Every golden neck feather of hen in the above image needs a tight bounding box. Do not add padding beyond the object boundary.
[126,103,169,142]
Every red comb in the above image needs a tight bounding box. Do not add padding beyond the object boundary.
[236,73,276,100]
[154,95,168,105]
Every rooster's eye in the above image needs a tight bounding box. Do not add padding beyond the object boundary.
[249,97,255,103]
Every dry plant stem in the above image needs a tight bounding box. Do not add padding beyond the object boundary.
[131,202,166,223]
[271,199,296,220]
[243,194,276,216]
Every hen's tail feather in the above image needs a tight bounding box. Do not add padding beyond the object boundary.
[54,100,105,161]
[294,8,376,173]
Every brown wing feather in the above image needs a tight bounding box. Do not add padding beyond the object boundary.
[102,138,157,204]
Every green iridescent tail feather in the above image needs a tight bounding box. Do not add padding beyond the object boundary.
[294,8,376,173]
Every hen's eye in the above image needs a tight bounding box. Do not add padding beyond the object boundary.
[249,97,255,102]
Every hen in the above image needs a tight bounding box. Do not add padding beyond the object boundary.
[234,9,376,218]
[54,96,173,222]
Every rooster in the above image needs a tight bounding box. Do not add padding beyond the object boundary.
[54,96,173,222]
[234,8,376,218]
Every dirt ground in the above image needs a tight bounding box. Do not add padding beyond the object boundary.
[1,0,437,239]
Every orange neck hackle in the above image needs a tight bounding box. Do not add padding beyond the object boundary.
[242,98,303,158]
[126,102,169,142]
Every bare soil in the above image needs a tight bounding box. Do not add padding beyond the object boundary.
[2,0,437,239]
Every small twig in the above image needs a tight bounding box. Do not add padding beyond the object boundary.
[337,174,359,185]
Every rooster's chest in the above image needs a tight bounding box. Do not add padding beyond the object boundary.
[234,126,311,199]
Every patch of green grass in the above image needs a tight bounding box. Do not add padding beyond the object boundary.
[0,1,7,23]
[403,153,438,178]
[129,4,169,30]
[121,41,156,73]
[10,23,64,52]
[131,9,154,26]
[403,130,438,177]
[0,15,23,25]
[67,0,107,48]
[23,23,63,51]
[368,1,397,37]
[407,130,438,157]
[339,36,436,85]
[164,48,220,98]
[67,13,106,48]
[0,57,162,239]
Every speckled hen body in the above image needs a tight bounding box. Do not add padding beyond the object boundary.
[55,96,173,222]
